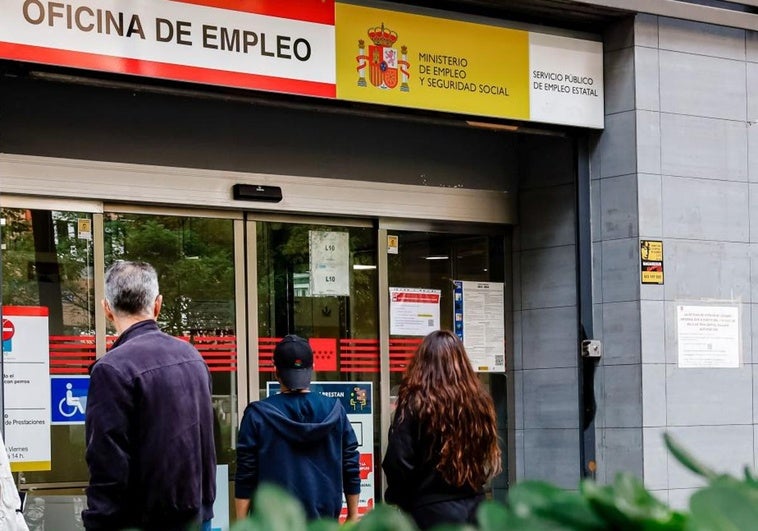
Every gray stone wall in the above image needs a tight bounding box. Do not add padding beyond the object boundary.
[592,15,645,490]
[512,135,581,488]
[594,13,758,507]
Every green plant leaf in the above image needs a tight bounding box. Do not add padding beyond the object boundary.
[664,433,718,481]
[428,524,476,531]
[581,479,639,529]
[506,481,605,530]
[354,504,418,531]
[307,518,343,531]
[248,484,308,531]
[642,512,689,531]
[477,501,512,531]
[582,474,688,530]
[611,474,675,521]
[688,482,758,531]
[230,518,259,531]
[742,467,758,489]
[478,501,573,531]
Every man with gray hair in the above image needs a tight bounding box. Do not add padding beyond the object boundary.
[83,261,216,531]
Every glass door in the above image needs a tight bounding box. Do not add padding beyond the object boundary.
[384,228,508,500]
[2,202,245,529]
[1,205,96,530]
[103,210,242,528]
[252,218,379,517]
[250,219,510,507]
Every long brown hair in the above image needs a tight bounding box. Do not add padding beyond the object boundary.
[395,330,502,489]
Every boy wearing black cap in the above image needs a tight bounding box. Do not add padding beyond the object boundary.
[234,335,361,522]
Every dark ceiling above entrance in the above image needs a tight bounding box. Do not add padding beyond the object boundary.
[402,0,626,32]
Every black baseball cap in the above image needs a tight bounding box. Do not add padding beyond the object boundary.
[273,335,313,390]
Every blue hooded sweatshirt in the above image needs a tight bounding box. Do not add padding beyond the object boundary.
[235,392,361,520]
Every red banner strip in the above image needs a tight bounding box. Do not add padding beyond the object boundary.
[170,0,335,25]
[2,306,49,316]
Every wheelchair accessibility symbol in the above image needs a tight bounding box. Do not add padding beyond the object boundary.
[59,383,87,417]
[51,376,89,425]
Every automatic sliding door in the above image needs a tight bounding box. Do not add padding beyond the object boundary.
[1,206,96,529]
[1,205,244,528]
[385,230,508,499]
[254,219,379,517]
[104,211,240,526]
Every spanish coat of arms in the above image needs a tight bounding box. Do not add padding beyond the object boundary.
[356,23,410,91]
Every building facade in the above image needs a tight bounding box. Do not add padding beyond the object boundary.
[592,11,758,506]
[0,0,756,528]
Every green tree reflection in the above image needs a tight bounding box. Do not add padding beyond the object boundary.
[105,214,235,336]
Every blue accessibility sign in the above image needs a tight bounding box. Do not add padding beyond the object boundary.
[51,376,89,425]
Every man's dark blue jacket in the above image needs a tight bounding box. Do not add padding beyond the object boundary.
[83,320,216,531]
[235,392,360,520]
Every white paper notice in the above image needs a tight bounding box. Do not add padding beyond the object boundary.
[677,305,740,368]
[390,287,441,336]
[309,231,350,296]
[455,281,505,372]
[2,306,51,471]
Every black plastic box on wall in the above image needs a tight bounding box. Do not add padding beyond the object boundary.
[232,184,283,203]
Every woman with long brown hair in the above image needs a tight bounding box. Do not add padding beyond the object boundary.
[382,330,502,529]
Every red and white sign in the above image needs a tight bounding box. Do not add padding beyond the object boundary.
[390,290,440,304]
[1,319,14,342]
[389,287,441,336]
[0,0,335,97]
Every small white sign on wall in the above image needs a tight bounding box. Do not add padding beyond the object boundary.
[677,304,740,368]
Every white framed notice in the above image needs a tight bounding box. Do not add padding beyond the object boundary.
[389,287,441,336]
[2,306,51,471]
[309,230,350,296]
[677,304,740,368]
[453,281,505,372]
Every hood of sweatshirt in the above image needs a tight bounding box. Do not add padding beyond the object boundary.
[253,397,342,445]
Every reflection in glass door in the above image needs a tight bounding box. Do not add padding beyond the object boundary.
[254,219,379,512]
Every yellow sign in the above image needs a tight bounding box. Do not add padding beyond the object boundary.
[77,218,92,239]
[640,240,664,285]
[640,240,662,262]
[387,234,399,254]
[10,460,51,472]
[336,3,530,120]
[642,270,663,284]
